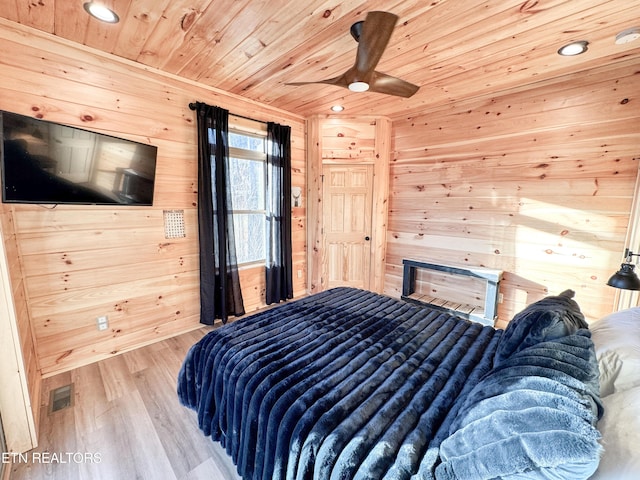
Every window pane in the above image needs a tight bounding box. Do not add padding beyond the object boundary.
[229,132,265,152]
[229,157,265,210]
[233,213,265,264]
[207,127,216,146]
[227,128,267,265]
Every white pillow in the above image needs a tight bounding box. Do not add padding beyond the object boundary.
[589,386,640,479]
[590,308,640,396]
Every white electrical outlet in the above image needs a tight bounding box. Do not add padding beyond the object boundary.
[96,315,109,331]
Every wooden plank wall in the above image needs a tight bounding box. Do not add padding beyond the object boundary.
[0,200,40,452]
[306,116,390,294]
[0,20,306,377]
[386,57,640,324]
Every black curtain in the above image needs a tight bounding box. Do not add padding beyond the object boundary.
[195,102,244,324]
[265,122,293,304]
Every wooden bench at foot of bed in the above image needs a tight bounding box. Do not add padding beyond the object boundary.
[401,259,503,326]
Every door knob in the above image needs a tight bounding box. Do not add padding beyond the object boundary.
[365,236,370,241]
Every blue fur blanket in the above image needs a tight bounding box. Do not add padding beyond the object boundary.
[436,331,603,479]
[437,289,603,479]
[177,288,602,480]
[178,288,500,479]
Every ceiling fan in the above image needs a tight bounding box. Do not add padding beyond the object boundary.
[286,11,419,98]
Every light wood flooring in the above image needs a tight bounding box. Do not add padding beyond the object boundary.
[9,327,242,480]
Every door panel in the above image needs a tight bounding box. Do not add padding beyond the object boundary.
[323,164,373,289]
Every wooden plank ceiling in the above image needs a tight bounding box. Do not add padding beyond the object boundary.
[1,0,639,119]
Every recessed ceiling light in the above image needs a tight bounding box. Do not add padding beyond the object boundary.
[557,40,589,56]
[83,2,119,24]
[615,27,640,45]
[330,105,344,112]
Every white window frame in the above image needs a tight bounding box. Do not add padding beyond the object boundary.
[228,115,268,268]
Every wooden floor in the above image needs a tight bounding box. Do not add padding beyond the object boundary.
[9,327,242,480]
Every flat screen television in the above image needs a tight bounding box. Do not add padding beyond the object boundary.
[1,110,158,205]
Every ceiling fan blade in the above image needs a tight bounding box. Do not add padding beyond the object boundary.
[285,73,349,88]
[353,11,398,78]
[368,71,420,98]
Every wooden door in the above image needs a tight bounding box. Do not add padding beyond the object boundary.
[322,164,373,289]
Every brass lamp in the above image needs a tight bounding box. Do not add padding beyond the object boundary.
[607,248,640,290]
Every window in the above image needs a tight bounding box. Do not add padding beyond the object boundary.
[228,120,267,265]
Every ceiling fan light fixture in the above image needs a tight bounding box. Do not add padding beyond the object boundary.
[83,2,120,23]
[348,81,369,92]
[557,40,589,56]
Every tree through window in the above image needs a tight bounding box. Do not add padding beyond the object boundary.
[228,121,267,265]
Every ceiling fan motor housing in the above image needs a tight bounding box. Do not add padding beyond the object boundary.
[350,21,364,41]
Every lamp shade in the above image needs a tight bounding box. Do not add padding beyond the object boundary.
[607,263,640,290]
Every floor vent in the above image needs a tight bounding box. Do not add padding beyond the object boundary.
[49,384,74,414]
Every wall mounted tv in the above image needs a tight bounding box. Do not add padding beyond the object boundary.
[1,110,158,205]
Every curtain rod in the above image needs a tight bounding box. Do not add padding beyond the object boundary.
[188,102,268,126]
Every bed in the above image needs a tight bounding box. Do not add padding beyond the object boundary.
[587,307,640,479]
[178,287,620,479]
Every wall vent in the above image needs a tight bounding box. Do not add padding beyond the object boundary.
[163,209,186,239]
